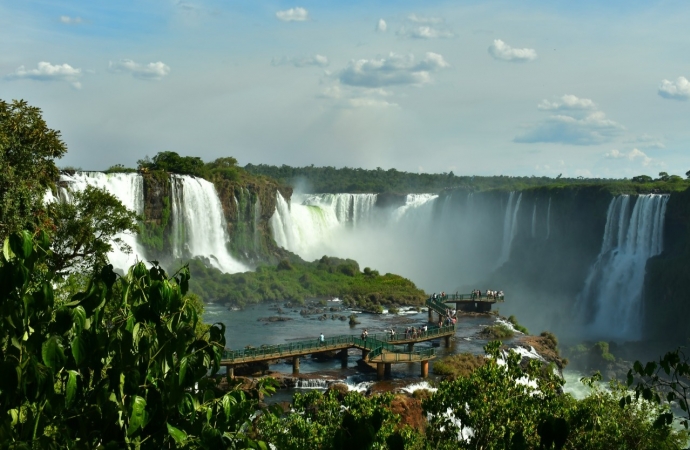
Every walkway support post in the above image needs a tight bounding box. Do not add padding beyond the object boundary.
[428,307,432,321]
[421,360,429,378]
[444,335,451,348]
[226,365,234,381]
[340,350,348,368]
[407,343,414,352]
[377,363,385,380]
[384,363,391,376]
[292,356,300,375]
[362,349,369,360]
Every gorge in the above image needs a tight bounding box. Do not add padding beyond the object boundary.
[57,170,689,347]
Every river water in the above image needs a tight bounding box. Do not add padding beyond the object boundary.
[203,299,586,396]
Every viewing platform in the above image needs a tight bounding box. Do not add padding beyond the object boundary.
[427,292,505,316]
[220,325,456,380]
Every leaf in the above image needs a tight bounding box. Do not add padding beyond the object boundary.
[167,423,188,444]
[42,336,66,370]
[9,230,33,259]
[179,356,189,385]
[3,237,15,260]
[71,335,86,366]
[127,395,147,436]
[71,306,87,332]
[66,370,78,407]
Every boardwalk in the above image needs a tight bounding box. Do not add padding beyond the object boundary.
[427,292,505,315]
[220,325,456,380]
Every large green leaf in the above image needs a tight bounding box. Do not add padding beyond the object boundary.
[127,395,147,436]
[71,335,86,366]
[179,356,189,385]
[9,230,33,259]
[42,336,66,370]
[65,370,78,407]
[167,423,188,445]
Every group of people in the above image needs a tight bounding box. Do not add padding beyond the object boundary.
[471,289,504,300]
[404,325,428,339]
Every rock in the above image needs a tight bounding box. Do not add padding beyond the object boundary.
[257,316,293,322]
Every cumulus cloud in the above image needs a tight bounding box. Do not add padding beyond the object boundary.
[488,39,537,62]
[515,95,624,145]
[6,61,82,88]
[407,14,443,24]
[108,59,170,80]
[276,7,309,22]
[59,15,83,24]
[376,19,387,32]
[317,84,397,108]
[605,148,653,166]
[538,95,596,111]
[272,55,329,68]
[397,26,454,39]
[339,52,449,88]
[658,76,690,100]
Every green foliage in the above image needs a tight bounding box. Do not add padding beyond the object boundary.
[105,164,137,173]
[432,353,486,380]
[244,163,690,195]
[564,341,617,372]
[624,347,690,430]
[46,185,139,274]
[139,195,171,252]
[0,99,67,240]
[138,151,205,177]
[256,389,418,450]
[507,315,529,334]
[186,256,426,310]
[480,324,515,340]
[0,230,273,448]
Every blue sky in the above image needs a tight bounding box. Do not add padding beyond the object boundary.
[1,0,689,178]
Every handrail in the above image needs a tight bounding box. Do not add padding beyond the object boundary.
[432,293,506,302]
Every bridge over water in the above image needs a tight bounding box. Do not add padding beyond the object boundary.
[220,325,456,380]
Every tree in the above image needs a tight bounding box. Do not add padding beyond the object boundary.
[137,151,205,177]
[0,99,67,240]
[46,185,139,275]
[632,175,653,183]
[658,172,670,182]
[0,229,273,448]
[685,170,690,180]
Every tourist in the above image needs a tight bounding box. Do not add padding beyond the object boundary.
[319,333,325,346]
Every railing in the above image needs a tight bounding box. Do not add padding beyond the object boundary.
[222,326,456,362]
[426,297,448,315]
[367,346,384,361]
[429,293,506,303]
[368,346,436,362]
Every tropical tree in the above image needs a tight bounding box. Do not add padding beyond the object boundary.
[0,99,67,240]
[0,229,272,448]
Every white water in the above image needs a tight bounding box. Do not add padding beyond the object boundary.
[58,172,147,271]
[171,175,247,273]
[577,194,669,340]
[546,197,552,239]
[496,192,522,268]
[531,202,537,238]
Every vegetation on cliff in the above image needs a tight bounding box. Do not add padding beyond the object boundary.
[186,256,426,310]
[245,163,690,195]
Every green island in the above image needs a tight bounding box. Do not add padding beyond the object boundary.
[4,98,690,449]
[187,256,426,311]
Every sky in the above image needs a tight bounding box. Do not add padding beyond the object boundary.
[1,0,689,178]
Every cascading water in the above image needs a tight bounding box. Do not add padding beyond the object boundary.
[171,175,247,273]
[58,172,147,272]
[496,192,522,268]
[302,193,378,225]
[577,194,669,340]
[531,202,537,238]
[546,197,552,239]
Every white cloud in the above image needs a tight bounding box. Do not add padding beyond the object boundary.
[276,7,309,22]
[339,52,449,87]
[108,59,170,80]
[658,76,690,100]
[398,26,454,39]
[272,55,329,68]
[6,61,82,88]
[407,14,443,24]
[625,134,665,149]
[538,95,596,111]
[605,148,653,166]
[488,39,537,62]
[376,19,387,32]
[317,85,397,108]
[59,15,83,24]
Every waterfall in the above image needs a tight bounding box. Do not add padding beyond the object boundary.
[58,172,147,272]
[172,175,247,273]
[496,192,522,268]
[577,194,669,340]
[391,194,438,221]
[531,202,537,238]
[546,197,552,239]
[302,193,378,226]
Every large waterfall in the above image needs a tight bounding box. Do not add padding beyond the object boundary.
[58,172,147,270]
[496,192,522,268]
[171,175,247,274]
[57,171,246,274]
[577,194,669,340]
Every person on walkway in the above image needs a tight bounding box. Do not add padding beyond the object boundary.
[319,333,325,346]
